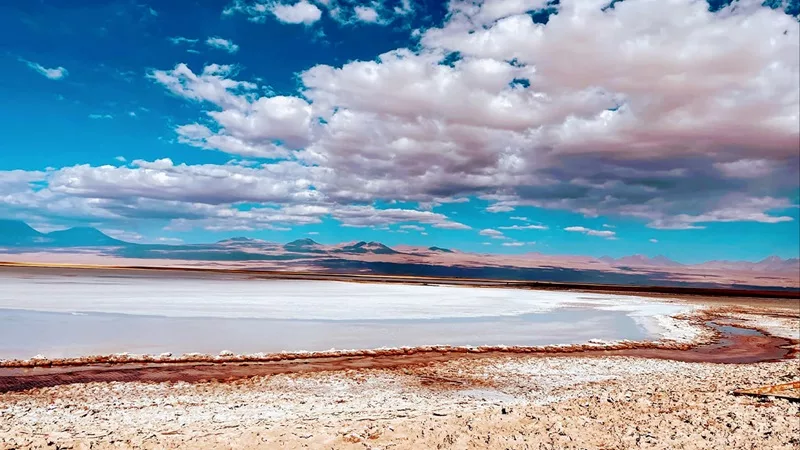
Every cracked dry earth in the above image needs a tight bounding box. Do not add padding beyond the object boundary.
[1,356,798,449]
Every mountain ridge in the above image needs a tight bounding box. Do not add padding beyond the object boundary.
[0,220,797,272]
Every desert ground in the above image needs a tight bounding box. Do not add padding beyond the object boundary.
[0,267,798,449]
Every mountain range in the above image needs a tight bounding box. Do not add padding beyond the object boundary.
[0,220,125,247]
[0,219,797,289]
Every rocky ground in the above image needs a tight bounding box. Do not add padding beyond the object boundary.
[1,355,798,449]
[1,306,797,449]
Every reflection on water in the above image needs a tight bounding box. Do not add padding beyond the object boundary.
[0,307,647,359]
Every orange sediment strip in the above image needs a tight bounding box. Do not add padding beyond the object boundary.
[0,322,795,394]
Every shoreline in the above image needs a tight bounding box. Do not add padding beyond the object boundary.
[2,261,798,299]
[2,316,796,393]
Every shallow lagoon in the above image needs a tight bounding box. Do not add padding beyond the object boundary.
[0,272,694,359]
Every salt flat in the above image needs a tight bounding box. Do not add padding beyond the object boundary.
[0,271,698,359]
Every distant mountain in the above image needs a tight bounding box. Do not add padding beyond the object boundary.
[46,227,125,247]
[698,256,800,273]
[599,254,682,268]
[428,246,454,253]
[334,241,398,255]
[1,219,797,292]
[283,238,326,254]
[0,220,125,247]
[0,220,44,246]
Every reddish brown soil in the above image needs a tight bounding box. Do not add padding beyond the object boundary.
[1,322,793,394]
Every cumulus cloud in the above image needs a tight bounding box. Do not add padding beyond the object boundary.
[88,114,113,119]
[23,60,68,80]
[225,0,323,25]
[206,36,239,53]
[47,159,321,205]
[649,238,658,243]
[0,160,472,233]
[18,0,798,237]
[354,6,379,22]
[152,1,799,232]
[272,1,323,24]
[225,0,415,25]
[564,226,617,239]
[0,170,46,193]
[150,64,313,158]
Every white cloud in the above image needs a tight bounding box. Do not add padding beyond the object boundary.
[272,1,322,24]
[157,237,184,244]
[115,156,127,162]
[47,159,321,205]
[24,60,68,80]
[88,114,113,119]
[226,0,416,26]
[479,228,506,239]
[0,170,46,194]
[400,224,425,231]
[510,216,528,221]
[206,36,239,53]
[649,238,658,243]
[331,205,469,229]
[564,226,617,239]
[124,1,799,235]
[169,36,199,45]
[502,241,535,247]
[1,163,471,233]
[102,229,144,242]
[498,224,547,230]
[228,0,323,25]
[714,159,777,179]
[151,64,312,158]
[149,63,257,110]
[354,6,379,22]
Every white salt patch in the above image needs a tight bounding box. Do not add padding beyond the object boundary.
[0,273,695,323]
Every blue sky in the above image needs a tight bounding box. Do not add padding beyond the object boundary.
[0,0,798,263]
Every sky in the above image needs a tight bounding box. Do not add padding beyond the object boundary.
[0,0,798,264]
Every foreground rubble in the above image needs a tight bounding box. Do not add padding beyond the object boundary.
[1,356,797,449]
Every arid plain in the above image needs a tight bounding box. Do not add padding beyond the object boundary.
[0,265,797,449]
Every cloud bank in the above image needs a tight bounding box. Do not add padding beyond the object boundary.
[3,0,798,237]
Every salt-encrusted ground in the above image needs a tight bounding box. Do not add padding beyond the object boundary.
[0,272,797,450]
[1,357,797,449]
[0,272,705,360]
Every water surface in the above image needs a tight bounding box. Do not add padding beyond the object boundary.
[0,271,689,359]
